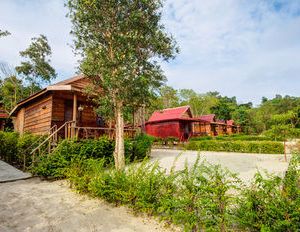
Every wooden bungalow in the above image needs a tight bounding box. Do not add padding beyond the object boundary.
[226,120,241,134]
[226,119,234,134]
[146,106,241,140]
[10,75,101,138]
[145,106,196,141]
[215,119,227,136]
[193,114,216,136]
[0,103,9,131]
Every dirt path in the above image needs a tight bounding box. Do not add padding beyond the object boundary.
[0,178,172,232]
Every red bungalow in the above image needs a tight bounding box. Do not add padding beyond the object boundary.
[145,106,195,141]
[146,106,241,140]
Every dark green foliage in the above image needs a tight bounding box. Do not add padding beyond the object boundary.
[16,133,45,168]
[66,157,240,231]
[125,134,154,162]
[186,140,284,154]
[0,131,19,163]
[0,131,41,167]
[190,134,280,142]
[31,135,153,177]
[235,155,300,231]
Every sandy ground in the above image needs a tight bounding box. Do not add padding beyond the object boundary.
[0,149,292,231]
[0,178,174,232]
[0,160,31,182]
[151,149,291,184]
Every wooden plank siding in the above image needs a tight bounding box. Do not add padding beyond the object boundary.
[23,95,52,135]
[71,78,91,90]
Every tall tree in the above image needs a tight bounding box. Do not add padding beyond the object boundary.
[15,35,56,94]
[67,0,178,170]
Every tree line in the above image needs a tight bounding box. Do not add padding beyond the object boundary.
[149,86,300,139]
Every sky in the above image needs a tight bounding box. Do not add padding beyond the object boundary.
[0,0,300,105]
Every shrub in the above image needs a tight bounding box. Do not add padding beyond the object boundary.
[17,133,44,168]
[31,135,153,177]
[186,140,284,154]
[66,157,240,231]
[189,136,213,141]
[0,131,19,163]
[190,134,278,142]
[0,131,41,168]
[125,134,154,161]
[235,155,300,231]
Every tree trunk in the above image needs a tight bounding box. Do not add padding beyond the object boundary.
[113,101,125,170]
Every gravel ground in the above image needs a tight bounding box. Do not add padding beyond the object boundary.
[0,178,174,232]
[151,149,291,184]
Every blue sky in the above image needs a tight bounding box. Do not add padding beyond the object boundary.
[0,0,300,104]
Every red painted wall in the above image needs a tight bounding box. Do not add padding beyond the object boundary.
[145,121,181,139]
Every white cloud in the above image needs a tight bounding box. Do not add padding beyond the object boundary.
[0,0,300,104]
[162,0,300,104]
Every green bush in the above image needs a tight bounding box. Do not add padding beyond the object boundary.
[0,131,19,163]
[125,134,154,161]
[31,134,153,177]
[186,140,284,154]
[235,156,300,231]
[66,157,240,231]
[190,134,278,142]
[17,133,44,168]
[189,136,213,141]
[0,131,41,167]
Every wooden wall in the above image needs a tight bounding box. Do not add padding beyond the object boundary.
[79,105,97,127]
[51,91,98,129]
[23,95,52,135]
[145,121,181,139]
[13,108,24,133]
[192,122,212,136]
[71,78,91,90]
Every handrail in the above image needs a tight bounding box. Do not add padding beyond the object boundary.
[74,126,137,131]
[30,120,75,155]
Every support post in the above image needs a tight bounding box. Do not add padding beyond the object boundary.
[72,93,77,138]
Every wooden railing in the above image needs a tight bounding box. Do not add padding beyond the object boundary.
[30,122,137,164]
[74,126,137,139]
[30,121,75,163]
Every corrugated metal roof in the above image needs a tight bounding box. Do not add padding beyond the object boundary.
[148,106,191,123]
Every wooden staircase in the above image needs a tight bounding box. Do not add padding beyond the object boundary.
[30,121,75,163]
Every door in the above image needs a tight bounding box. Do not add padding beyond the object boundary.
[64,100,73,122]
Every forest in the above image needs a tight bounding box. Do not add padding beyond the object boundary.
[148,86,300,139]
